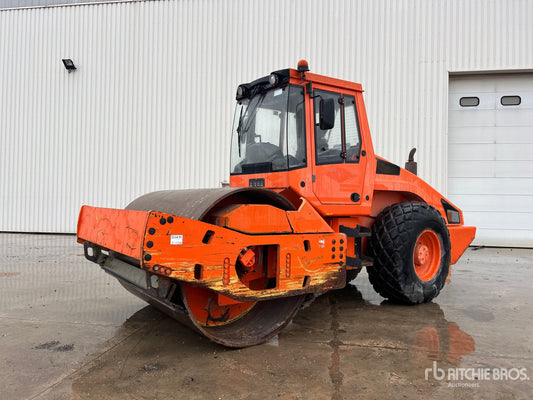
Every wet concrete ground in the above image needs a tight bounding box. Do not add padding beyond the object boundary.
[1,233,532,400]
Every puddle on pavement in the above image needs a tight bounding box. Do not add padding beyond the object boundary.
[4,237,530,399]
[69,281,478,399]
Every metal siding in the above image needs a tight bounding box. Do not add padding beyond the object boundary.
[0,0,113,8]
[1,0,533,232]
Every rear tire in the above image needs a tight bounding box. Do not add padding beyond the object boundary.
[367,202,451,304]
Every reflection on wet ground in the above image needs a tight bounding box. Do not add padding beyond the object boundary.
[69,280,527,400]
[1,234,532,399]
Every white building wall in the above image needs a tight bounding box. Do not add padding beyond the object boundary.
[1,0,532,232]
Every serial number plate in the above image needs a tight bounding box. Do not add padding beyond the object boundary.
[249,178,265,187]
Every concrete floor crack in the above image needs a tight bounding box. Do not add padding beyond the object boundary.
[328,295,344,400]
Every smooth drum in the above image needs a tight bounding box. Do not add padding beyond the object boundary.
[120,187,305,347]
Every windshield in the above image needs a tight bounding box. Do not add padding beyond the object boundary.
[230,85,306,175]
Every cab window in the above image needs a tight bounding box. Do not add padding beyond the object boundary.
[314,90,361,165]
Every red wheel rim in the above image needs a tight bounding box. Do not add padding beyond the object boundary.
[413,230,441,281]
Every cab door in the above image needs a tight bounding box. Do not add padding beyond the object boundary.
[311,89,368,205]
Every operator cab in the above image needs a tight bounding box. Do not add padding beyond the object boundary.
[230,62,375,213]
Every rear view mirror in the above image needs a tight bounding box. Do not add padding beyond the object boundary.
[319,98,335,130]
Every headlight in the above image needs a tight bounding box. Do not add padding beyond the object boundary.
[237,85,247,98]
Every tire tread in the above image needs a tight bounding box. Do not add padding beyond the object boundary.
[367,202,451,304]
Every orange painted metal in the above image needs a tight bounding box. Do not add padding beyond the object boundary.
[448,225,477,265]
[142,210,345,301]
[372,161,451,219]
[286,199,333,233]
[76,205,149,260]
[238,248,257,268]
[211,204,292,234]
[182,283,256,326]
[77,204,347,302]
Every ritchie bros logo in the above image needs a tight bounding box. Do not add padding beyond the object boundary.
[425,361,529,387]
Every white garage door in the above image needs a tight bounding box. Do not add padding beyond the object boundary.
[448,74,533,248]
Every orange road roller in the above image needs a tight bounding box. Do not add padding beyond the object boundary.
[77,61,475,347]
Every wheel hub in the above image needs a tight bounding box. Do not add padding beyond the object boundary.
[414,243,430,266]
[413,230,442,281]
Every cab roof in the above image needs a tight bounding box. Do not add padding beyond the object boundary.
[236,64,363,101]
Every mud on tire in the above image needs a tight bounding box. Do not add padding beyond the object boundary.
[367,202,451,304]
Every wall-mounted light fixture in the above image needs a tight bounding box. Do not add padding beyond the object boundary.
[62,59,76,73]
